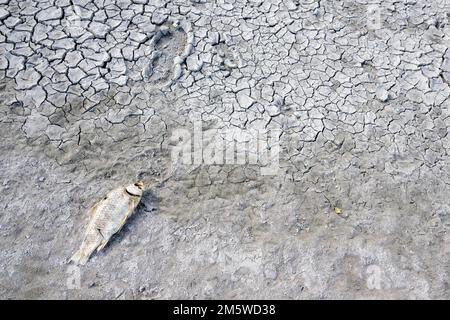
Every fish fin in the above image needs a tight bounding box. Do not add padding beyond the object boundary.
[98,208,133,252]
[70,248,90,265]
[116,203,136,232]
[71,229,103,265]
[96,238,109,252]
[88,200,103,219]
[120,209,133,229]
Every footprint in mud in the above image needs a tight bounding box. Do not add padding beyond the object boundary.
[143,20,194,87]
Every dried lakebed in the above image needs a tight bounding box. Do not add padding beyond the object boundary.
[0,0,449,299]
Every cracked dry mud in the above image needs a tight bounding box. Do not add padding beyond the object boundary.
[0,0,449,299]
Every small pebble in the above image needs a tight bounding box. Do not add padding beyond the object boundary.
[376,87,389,102]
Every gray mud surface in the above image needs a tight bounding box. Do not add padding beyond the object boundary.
[0,0,449,299]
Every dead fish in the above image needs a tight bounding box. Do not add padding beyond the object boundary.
[70,181,145,265]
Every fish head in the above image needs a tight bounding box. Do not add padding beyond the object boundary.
[126,181,145,197]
